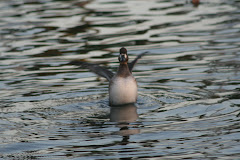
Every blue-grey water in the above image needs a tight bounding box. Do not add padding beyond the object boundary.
[0,0,240,159]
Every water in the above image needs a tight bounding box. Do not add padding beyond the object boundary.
[1,0,240,159]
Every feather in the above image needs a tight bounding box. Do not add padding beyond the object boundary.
[128,51,148,72]
[69,61,114,81]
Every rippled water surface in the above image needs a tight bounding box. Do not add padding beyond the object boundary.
[1,0,240,159]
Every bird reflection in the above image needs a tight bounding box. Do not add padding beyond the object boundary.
[110,103,140,144]
[110,103,138,123]
[191,0,200,7]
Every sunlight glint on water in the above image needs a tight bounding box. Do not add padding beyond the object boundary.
[0,0,240,159]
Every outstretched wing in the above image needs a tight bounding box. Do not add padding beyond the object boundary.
[128,51,148,72]
[69,60,114,81]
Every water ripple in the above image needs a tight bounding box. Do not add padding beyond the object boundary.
[0,0,240,159]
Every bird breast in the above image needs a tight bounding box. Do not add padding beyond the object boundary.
[109,76,137,105]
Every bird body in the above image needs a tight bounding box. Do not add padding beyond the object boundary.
[109,74,137,106]
[69,47,146,106]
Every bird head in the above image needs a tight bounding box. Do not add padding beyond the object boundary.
[118,47,128,63]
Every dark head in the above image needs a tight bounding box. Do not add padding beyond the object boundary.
[118,47,128,63]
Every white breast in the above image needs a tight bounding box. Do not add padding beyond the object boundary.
[109,76,137,105]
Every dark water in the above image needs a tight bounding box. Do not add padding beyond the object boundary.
[1,0,240,159]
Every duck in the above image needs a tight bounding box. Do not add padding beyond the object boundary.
[69,47,146,106]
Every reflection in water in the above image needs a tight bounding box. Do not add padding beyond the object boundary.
[0,0,240,159]
[110,103,140,138]
[191,0,200,7]
[110,104,138,123]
